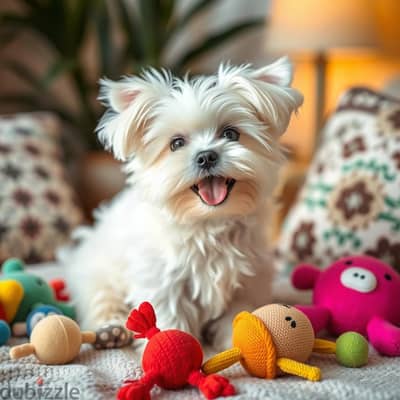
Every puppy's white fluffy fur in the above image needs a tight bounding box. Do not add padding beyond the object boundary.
[63,57,303,348]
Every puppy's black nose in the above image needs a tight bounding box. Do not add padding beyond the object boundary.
[196,150,219,169]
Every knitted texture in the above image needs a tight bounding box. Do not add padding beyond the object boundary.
[126,302,159,339]
[0,113,84,264]
[313,338,337,354]
[292,256,400,356]
[2,269,400,400]
[202,347,242,374]
[0,279,24,322]
[118,302,235,400]
[275,87,400,274]
[232,311,277,378]
[2,337,400,400]
[187,371,235,399]
[252,304,315,363]
[276,358,321,381]
[142,329,203,389]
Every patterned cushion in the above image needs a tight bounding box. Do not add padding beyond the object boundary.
[275,87,400,273]
[0,113,84,264]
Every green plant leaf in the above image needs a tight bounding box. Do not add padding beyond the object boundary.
[173,18,265,71]
[0,93,76,124]
[94,1,118,78]
[167,0,215,41]
[0,27,22,49]
[65,0,97,55]
[0,14,31,30]
[0,60,41,90]
[0,93,40,109]
[19,0,44,9]
[115,0,143,63]
[40,59,77,89]
[137,0,162,66]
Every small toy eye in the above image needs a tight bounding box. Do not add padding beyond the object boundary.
[285,316,292,321]
[291,320,297,328]
[345,260,353,265]
[385,273,392,281]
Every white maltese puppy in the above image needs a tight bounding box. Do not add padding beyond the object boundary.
[63,56,303,349]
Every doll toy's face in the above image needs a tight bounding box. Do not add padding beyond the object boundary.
[252,304,315,363]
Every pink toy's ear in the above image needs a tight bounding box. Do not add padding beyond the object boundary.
[291,264,321,290]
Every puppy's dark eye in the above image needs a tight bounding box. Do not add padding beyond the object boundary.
[170,137,185,152]
[221,127,240,141]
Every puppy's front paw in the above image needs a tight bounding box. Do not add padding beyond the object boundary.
[94,323,132,349]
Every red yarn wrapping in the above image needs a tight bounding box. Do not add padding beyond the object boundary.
[187,371,236,400]
[126,302,160,339]
[121,302,236,399]
[117,380,151,400]
[117,371,158,400]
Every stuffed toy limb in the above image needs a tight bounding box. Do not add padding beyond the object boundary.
[0,258,75,323]
[10,315,96,364]
[0,258,76,341]
[49,279,70,302]
[117,302,235,400]
[0,279,24,345]
[0,321,11,346]
[291,255,400,356]
[203,304,339,382]
[203,304,368,381]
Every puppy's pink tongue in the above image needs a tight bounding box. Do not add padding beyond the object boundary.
[198,177,227,206]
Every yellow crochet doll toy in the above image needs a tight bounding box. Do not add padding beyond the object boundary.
[203,304,366,381]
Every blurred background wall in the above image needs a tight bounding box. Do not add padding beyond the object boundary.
[2,0,400,164]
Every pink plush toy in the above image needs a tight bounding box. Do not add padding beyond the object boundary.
[291,255,400,356]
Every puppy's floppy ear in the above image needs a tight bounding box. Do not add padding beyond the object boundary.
[218,56,303,136]
[97,70,172,160]
[249,56,293,86]
[101,80,141,113]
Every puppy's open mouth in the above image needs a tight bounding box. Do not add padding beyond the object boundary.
[191,177,236,206]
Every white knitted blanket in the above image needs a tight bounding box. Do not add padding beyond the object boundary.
[1,343,399,400]
[0,266,399,400]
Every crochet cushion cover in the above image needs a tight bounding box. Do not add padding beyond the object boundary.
[275,87,400,273]
[0,112,83,264]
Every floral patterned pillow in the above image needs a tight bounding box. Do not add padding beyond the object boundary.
[275,87,400,273]
[0,113,84,264]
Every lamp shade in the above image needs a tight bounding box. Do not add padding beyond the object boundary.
[266,0,378,53]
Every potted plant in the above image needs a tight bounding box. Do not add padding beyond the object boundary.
[0,0,264,215]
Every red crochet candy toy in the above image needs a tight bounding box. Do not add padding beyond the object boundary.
[117,302,235,400]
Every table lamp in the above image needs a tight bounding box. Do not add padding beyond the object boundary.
[265,0,378,147]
